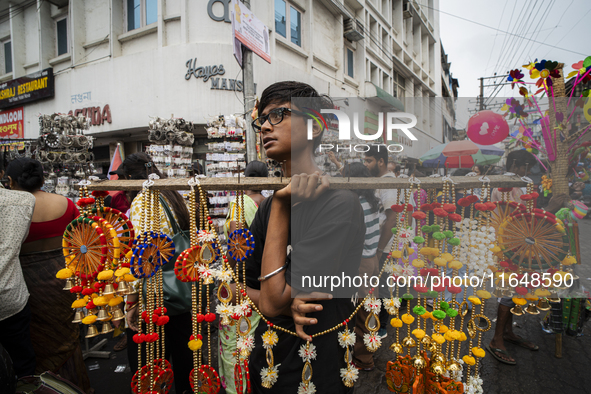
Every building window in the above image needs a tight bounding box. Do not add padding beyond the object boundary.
[3,40,11,74]
[393,71,405,98]
[275,0,302,47]
[56,17,68,56]
[346,48,354,78]
[127,0,157,31]
[290,6,301,46]
[275,0,287,38]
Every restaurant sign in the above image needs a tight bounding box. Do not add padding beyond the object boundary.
[0,68,55,109]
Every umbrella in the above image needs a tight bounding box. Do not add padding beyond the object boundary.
[419,140,504,168]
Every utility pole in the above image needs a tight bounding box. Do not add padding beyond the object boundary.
[479,77,484,111]
[477,75,510,111]
[242,0,257,163]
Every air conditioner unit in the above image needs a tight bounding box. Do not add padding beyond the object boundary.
[403,2,413,19]
[344,18,364,42]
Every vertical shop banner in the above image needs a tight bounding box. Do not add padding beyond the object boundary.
[0,106,24,139]
[231,0,271,64]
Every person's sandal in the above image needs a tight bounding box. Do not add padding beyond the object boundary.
[114,335,127,352]
[503,335,539,351]
[486,344,516,365]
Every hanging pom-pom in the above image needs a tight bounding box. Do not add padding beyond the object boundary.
[56,268,74,279]
[97,270,114,280]
[71,299,87,308]
[188,339,202,351]
[82,315,97,325]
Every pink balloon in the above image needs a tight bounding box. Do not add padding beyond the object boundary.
[467,110,509,145]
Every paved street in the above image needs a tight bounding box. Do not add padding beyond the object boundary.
[84,220,591,394]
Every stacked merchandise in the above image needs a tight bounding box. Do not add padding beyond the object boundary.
[147,116,195,178]
[36,113,96,199]
[204,115,247,177]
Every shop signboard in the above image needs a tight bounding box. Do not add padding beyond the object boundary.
[230,0,271,64]
[0,106,24,139]
[0,68,54,109]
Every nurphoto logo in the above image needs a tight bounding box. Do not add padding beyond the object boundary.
[305,108,419,153]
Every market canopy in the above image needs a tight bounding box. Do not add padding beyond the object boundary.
[419,140,504,168]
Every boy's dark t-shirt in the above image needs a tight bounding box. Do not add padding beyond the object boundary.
[246,189,365,393]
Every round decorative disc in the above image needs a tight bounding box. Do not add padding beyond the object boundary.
[228,229,255,262]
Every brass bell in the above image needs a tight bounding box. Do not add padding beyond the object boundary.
[447,360,461,372]
[420,335,432,347]
[85,325,99,338]
[402,336,417,348]
[525,303,540,315]
[431,352,446,365]
[537,298,551,311]
[389,343,403,354]
[430,362,445,375]
[510,304,524,316]
[548,294,561,303]
[117,281,129,294]
[111,308,125,321]
[412,354,426,369]
[100,322,114,335]
[103,283,115,295]
[491,286,504,298]
[72,310,84,323]
[63,278,74,291]
[427,342,439,353]
[96,308,110,321]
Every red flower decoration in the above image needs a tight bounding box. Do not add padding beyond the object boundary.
[433,208,448,217]
[447,286,462,294]
[498,187,513,192]
[133,334,145,344]
[204,313,216,323]
[432,285,446,293]
[431,202,442,209]
[86,301,96,310]
[421,203,433,211]
[70,286,83,293]
[530,192,539,199]
[466,195,479,204]
[448,213,462,222]
[515,286,528,296]
[390,204,405,213]
[82,288,94,296]
[195,313,205,323]
[457,198,471,207]
[474,203,487,211]
[412,211,427,220]
[443,203,457,213]
[156,316,170,326]
[520,194,533,201]
[485,202,497,211]
[91,190,109,197]
[414,285,429,293]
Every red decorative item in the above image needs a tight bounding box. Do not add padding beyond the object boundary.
[196,313,205,323]
[82,288,94,296]
[443,203,456,213]
[485,202,497,210]
[474,203,487,211]
[498,187,513,193]
[433,208,448,217]
[520,194,533,201]
[412,211,427,220]
[431,202,442,209]
[70,285,83,293]
[133,334,144,344]
[515,286,528,296]
[156,316,170,326]
[447,286,462,294]
[204,313,216,323]
[466,195,479,204]
[391,204,405,213]
[457,198,470,207]
[448,213,462,222]
[421,203,433,211]
[85,301,95,310]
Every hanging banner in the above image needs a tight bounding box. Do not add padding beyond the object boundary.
[231,0,271,64]
[0,68,54,109]
[0,106,24,139]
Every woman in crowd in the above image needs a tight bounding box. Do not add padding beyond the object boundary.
[6,158,90,392]
[342,162,381,371]
[121,152,193,394]
[219,160,268,393]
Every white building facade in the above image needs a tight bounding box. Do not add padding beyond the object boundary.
[0,0,449,162]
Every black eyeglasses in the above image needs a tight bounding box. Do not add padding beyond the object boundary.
[251,107,307,132]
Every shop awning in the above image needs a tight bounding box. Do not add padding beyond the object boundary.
[367,82,405,112]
